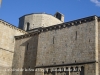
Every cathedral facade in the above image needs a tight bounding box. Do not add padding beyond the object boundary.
[0,12,100,75]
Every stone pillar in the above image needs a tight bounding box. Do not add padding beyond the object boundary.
[78,66,81,72]
[73,66,76,72]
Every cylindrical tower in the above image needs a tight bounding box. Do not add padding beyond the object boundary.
[18,13,64,31]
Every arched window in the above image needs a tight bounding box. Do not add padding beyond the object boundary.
[27,22,30,31]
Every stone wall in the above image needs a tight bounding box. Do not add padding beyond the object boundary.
[12,35,38,75]
[12,16,99,75]
[98,20,100,75]
[36,20,96,66]
[0,20,26,75]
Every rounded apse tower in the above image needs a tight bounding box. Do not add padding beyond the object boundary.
[18,12,64,31]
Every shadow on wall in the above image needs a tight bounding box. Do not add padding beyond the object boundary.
[12,35,39,75]
[22,35,38,75]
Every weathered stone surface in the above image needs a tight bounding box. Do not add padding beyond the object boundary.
[12,35,38,75]
[0,66,12,75]
[98,21,100,75]
[0,20,26,75]
[19,13,63,31]
[36,21,96,66]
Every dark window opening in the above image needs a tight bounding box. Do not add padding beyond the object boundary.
[80,66,84,75]
[54,62,56,64]
[53,36,55,44]
[62,61,64,64]
[56,13,61,20]
[75,31,77,40]
[75,60,76,63]
[27,22,30,31]
[89,39,90,42]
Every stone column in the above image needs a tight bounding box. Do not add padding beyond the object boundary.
[78,66,81,72]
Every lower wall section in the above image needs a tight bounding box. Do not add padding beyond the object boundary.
[84,63,96,75]
[35,63,97,75]
[0,49,13,67]
[12,35,38,75]
[0,66,12,75]
[0,48,13,75]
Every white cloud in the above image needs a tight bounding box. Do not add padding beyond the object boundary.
[90,0,100,7]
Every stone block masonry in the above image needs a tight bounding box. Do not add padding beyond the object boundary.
[13,15,100,75]
[0,12,100,75]
[0,19,27,75]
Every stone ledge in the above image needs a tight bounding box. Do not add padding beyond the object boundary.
[35,61,97,68]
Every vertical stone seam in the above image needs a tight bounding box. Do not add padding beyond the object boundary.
[95,16,99,75]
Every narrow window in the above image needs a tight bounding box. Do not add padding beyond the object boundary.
[75,31,77,40]
[89,39,90,42]
[80,66,84,75]
[27,22,30,31]
[27,43,29,50]
[53,36,55,44]
[29,66,30,68]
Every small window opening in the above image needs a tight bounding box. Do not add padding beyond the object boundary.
[54,62,56,64]
[89,39,90,42]
[75,31,77,40]
[27,22,30,31]
[53,36,55,44]
[56,13,61,20]
[75,60,76,63]
[29,66,30,68]
[62,61,64,64]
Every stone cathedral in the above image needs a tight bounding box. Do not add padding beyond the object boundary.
[0,12,100,75]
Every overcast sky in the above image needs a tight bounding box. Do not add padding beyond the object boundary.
[0,0,100,27]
